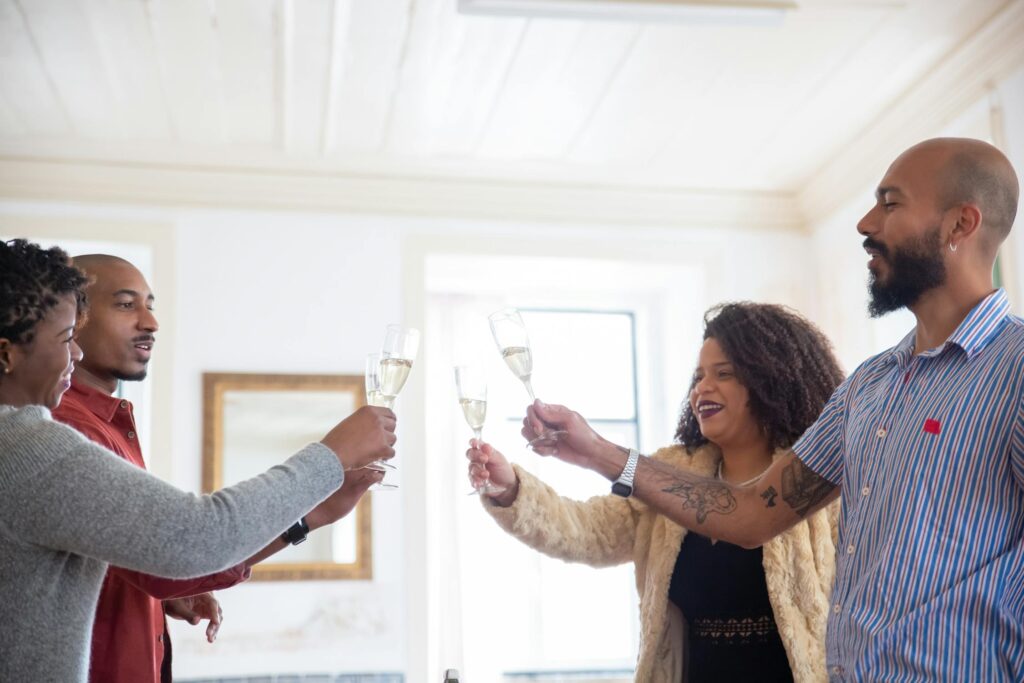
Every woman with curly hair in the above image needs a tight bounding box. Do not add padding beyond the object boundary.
[467,302,844,682]
[0,239,396,682]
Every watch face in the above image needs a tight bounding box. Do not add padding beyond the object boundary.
[611,482,632,497]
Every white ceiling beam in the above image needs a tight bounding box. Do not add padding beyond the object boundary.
[321,0,353,156]
[798,0,1024,225]
[0,156,804,232]
[276,0,291,150]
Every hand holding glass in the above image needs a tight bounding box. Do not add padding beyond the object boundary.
[455,365,505,496]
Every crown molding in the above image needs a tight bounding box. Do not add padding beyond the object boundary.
[797,0,1024,225]
[0,157,803,232]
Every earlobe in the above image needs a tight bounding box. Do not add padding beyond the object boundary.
[948,203,983,250]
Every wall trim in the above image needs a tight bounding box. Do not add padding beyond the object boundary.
[0,157,803,232]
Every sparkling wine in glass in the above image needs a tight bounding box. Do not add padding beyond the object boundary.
[362,353,398,488]
[455,364,504,495]
[380,325,420,403]
[488,308,566,448]
[365,353,395,411]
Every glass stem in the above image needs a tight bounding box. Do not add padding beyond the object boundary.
[522,377,536,401]
[473,428,482,441]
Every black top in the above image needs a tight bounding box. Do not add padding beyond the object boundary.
[668,533,794,683]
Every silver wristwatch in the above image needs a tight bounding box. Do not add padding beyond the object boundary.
[611,449,640,498]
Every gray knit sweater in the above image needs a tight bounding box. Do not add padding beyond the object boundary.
[0,404,345,682]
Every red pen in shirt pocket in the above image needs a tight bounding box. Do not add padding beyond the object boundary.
[923,419,941,435]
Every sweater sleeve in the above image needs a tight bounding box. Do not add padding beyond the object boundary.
[1,411,343,579]
[481,464,642,568]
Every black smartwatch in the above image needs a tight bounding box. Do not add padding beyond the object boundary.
[281,517,310,545]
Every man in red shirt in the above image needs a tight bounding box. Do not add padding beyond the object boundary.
[53,254,381,683]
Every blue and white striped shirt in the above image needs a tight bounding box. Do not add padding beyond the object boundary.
[794,289,1024,681]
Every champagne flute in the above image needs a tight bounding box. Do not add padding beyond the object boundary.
[363,353,398,490]
[455,364,505,495]
[488,308,566,448]
[368,324,420,489]
[380,325,420,403]
[364,353,396,470]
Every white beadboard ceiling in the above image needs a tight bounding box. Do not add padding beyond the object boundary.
[0,0,1022,227]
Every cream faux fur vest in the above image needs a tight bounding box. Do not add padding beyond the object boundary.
[483,444,838,683]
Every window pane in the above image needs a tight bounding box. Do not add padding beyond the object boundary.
[464,307,642,677]
[520,310,636,419]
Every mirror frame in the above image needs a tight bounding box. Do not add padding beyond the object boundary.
[202,372,372,581]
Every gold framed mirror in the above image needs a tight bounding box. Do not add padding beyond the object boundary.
[202,372,372,581]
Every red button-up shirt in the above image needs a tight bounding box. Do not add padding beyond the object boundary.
[53,380,251,683]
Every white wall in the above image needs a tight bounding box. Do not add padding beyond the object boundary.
[994,62,1024,310]
[1,198,812,681]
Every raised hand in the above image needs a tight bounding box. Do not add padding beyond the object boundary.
[466,439,518,506]
[320,405,397,471]
[523,401,629,480]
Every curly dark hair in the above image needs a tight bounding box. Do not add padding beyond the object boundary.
[0,239,89,346]
[676,302,845,452]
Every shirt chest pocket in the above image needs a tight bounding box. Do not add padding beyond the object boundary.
[920,384,1015,541]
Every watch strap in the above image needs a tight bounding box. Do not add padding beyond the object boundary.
[611,448,640,497]
[281,517,310,545]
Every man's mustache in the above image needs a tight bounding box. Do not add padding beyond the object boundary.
[863,237,888,257]
[132,334,156,344]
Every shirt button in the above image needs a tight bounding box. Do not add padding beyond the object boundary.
[833,603,841,615]
[157,634,163,642]
[847,544,855,555]
[833,665,844,676]
[876,428,887,438]
[127,431,136,440]
[119,400,129,409]
[861,486,871,496]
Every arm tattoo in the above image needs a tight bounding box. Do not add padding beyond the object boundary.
[760,486,778,508]
[780,459,836,518]
[661,479,737,524]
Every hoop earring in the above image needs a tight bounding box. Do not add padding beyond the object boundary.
[949,242,958,253]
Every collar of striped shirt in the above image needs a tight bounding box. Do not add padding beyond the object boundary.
[887,288,1010,366]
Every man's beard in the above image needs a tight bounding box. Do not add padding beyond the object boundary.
[112,368,148,383]
[866,226,947,318]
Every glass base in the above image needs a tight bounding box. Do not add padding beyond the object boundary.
[526,429,567,449]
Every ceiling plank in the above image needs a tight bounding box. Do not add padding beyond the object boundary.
[383,0,528,157]
[147,0,225,145]
[280,0,330,155]
[213,0,276,144]
[13,0,117,137]
[324,0,418,155]
[0,0,73,135]
[78,0,174,140]
[475,18,643,161]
